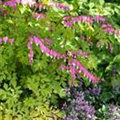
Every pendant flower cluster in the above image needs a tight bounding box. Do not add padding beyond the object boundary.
[49,2,70,10]
[67,50,89,58]
[0,36,14,45]
[96,41,113,53]
[101,23,120,35]
[60,58,100,85]
[2,0,70,11]
[28,36,100,85]
[32,12,46,20]
[62,15,120,36]
[28,36,63,65]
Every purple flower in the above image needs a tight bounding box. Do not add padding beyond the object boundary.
[45,38,53,45]
[4,0,17,9]
[72,16,93,24]
[49,27,53,32]
[0,1,2,4]
[89,87,101,95]
[60,65,80,85]
[109,45,113,53]
[63,16,71,21]
[28,50,34,65]
[3,36,8,44]
[62,16,73,27]
[101,23,112,28]
[104,105,120,120]
[14,0,21,4]
[97,41,102,48]
[60,65,66,70]
[28,36,64,65]
[14,0,36,6]
[27,43,32,52]
[64,21,73,28]
[93,15,106,22]
[32,13,46,20]
[105,27,115,34]
[101,23,116,35]
[115,115,120,119]
[49,2,70,10]
[9,38,14,44]
[68,51,89,58]
[69,59,100,83]
[63,90,96,120]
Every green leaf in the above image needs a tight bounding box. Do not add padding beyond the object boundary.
[89,2,95,9]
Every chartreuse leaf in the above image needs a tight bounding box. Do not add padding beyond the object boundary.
[113,54,120,62]
[87,54,98,70]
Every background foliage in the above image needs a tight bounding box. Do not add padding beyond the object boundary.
[0,0,120,119]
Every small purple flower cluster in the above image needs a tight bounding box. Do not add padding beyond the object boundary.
[32,12,46,20]
[3,0,17,9]
[61,65,79,85]
[45,38,53,46]
[49,27,53,32]
[63,84,120,120]
[16,0,36,7]
[93,15,106,22]
[49,2,70,10]
[104,105,120,120]
[89,87,101,95]
[2,0,36,9]
[0,1,2,4]
[72,15,93,24]
[62,16,73,28]
[63,88,96,120]
[97,41,113,53]
[67,50,89,58]
[101,23,120,35]
[62,15,106,28]
[0,36,14,45]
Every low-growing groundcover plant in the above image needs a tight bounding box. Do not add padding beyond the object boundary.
[62,82,120,120]
[0,0,120,119]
